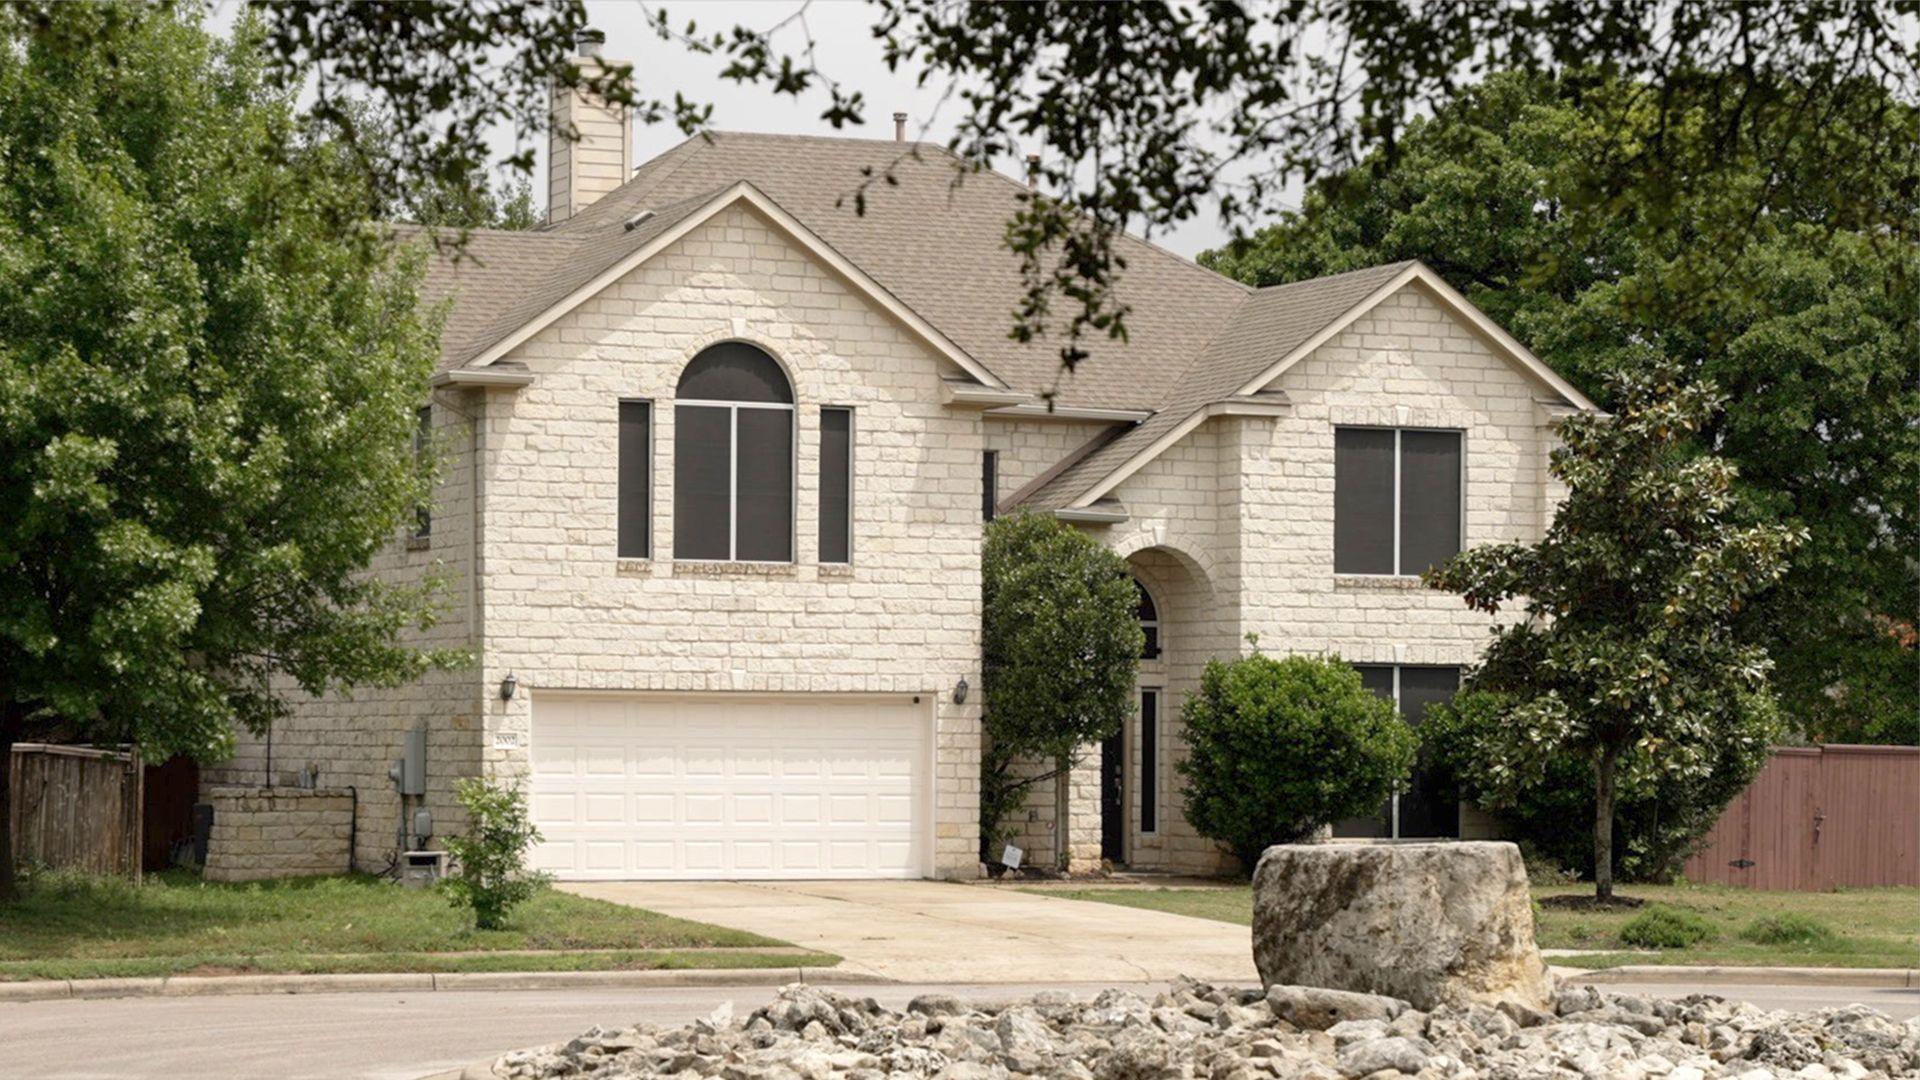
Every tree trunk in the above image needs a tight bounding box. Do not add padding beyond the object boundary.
[0,704,18,902]
[1593,744,1619,902]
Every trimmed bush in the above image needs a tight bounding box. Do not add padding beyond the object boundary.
[1739,913,1839,947]
[1178,652,1417,868]
[1618,905,1715,949]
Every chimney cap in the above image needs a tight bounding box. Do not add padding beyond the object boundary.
[575,28,606,57]
[893,111,908,142]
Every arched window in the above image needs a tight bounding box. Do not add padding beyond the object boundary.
[1135,579,1161,659]
[674,342,794,561]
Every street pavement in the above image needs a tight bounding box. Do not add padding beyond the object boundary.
[1,979,1913,1080]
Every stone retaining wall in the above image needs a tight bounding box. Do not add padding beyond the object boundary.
[202,786,352,882]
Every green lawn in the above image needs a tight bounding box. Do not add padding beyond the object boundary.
[1026,883,1920,970]
[0,870,833,981]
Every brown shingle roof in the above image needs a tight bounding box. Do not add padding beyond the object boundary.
[413,131,1434,509]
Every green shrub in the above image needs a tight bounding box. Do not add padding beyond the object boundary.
[1739,913,1839,947]
[442,778,549,930]
[1618,905,1715,949]
[1178,652,1417,868]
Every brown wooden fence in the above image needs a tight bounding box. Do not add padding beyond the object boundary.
[7,743,143,879]
[1683,744,1919,890]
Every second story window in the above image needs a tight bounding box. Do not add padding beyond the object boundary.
[674,342,794,562]
[1334,427,1462,576]
[617,400,651,558]
[982,450,999,522]
[412,405,432,542]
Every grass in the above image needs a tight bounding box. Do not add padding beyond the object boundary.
[0,869,834,982]
[1025,882,1920,970]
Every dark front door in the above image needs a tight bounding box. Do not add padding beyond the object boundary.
[1100,730,1125,863]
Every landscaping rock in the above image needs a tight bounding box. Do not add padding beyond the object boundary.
[1265,984,1410,1029]
[1251,840,1555,1012]
[489,980,1920,1080]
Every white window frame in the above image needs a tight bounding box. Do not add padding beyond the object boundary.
[1335,425,1467,577]
[676,396,797,564]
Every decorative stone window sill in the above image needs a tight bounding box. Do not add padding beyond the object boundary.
[671,560,800,579]
[615,558,653,577]
[1332,573,1424,590]
[406,535,431,552]
[817,564,855,579]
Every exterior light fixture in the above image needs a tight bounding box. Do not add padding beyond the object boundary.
[953,676,969,705]
[501,673,518,701]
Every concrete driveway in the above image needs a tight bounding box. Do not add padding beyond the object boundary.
[561,880,1259,983]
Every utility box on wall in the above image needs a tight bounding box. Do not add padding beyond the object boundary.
[390,726,427,796]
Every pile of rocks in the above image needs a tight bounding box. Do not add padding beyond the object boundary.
[492,979,1920,1080]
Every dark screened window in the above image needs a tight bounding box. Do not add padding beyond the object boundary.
[1140,689,1159,833]
[819,408,852,563]
[412,405,432,540]
[1332,664,1462,839]
[674,343,794,561]
[617,400,650,558]
[982,450,999,521]
[1135,579,1161,659]
[1334,427,1461,575]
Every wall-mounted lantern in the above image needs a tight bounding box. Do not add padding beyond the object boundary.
[953,676,969,705]
[500,672,519,701]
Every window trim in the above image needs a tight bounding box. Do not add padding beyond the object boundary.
[675,397,797,564]
[1334,425,1466,577]
[617,398,653,559]
[818,405,854,564]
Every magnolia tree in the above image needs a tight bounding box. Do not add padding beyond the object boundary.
[1427,362,1801,900]
[979,513,1141,865]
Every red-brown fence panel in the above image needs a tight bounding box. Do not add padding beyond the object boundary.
[1685,744,1919,890]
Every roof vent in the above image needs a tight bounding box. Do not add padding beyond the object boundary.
[894,112,908,142]
[575,28,606,57]
[623,208,655,232]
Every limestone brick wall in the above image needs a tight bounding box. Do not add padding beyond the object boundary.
[985,418,1117,508]
[475,203,986,878]
[203,388,486,873]
[202,786,353,882]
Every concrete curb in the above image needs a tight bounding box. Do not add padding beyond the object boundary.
[1565,965,1917,989]
[0,965,875,1004]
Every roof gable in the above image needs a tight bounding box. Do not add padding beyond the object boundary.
[447,181,1008,390]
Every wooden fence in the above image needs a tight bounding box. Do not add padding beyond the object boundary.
[1683,744,1919,890]
[7,743,143,879]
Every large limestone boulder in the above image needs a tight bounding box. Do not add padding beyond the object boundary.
[1251,840,1554,1012]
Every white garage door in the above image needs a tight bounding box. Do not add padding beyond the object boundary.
[529,694,930,880]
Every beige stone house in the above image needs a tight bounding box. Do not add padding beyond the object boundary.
[203,42,1595,882]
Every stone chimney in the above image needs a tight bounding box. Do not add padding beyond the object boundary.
[548,29,632,224]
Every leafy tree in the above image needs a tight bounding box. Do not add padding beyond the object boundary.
[10,3,1900,375]
[1177,651,1416,870]
[1426,362,1800,901]
[979,513,1141,864]
[1202,72,1919,745]
[1424,690,1772,882]
[443,777,549,930]
[0,7,456,899]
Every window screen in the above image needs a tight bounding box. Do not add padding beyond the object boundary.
[982,450,999,521]
[819,408,852,563]
[1334,428,1394,573]
[1140,690,1159,833]
[412,405,432,540]
[1135,579,1161,659]
[617,400,650,558]
[734,408,793,562]
[1332,664,1461,839]
[673,405,732,559]
[1334,427,1461,575]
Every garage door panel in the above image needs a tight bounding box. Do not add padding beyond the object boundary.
[531,694,928,879]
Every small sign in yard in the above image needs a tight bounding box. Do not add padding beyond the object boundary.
[1002,844,1024,870]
